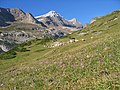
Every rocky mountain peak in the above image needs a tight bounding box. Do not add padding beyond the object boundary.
[46,11,60,17]
[36,10,61,19]
[35,10,83,30]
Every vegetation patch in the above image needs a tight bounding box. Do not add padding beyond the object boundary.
[0,50,16,60]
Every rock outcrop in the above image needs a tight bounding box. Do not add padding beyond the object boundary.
[69,18,83,28]
[0,39,15,52]
[84,23,89,28]
[90,17,101,24]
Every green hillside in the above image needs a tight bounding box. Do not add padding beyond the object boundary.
[0,10,120,90]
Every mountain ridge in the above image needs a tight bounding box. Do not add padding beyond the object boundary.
[0,8,83,31]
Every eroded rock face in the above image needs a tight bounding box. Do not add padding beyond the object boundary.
[0,40,15,52]
[0,31,33,43]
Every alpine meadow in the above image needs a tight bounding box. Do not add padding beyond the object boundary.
[0,0,120,90]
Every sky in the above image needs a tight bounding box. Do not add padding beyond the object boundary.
[0,0,120,24]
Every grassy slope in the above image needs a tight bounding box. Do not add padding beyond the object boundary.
[0,11,120,90]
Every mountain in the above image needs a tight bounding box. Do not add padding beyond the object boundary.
[35,11,83,31]
[0,8,45,26]
[0,8,82,31]
[0,10,120,90]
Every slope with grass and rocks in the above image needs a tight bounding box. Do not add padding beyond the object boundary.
[0,10,120,89]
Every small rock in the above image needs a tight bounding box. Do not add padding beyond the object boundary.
[75,39,79,42]
[0,83,4,87]
[87,55,90,58]
[14,87,16,90]
[81,39,85,41]
[91,37,93,39]
[104,47,108,51]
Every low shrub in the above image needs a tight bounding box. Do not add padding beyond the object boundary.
[0,50,16,60]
